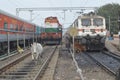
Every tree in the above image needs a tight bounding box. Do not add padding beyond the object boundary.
[97,3,120,33]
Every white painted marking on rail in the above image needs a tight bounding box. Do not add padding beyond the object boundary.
[70,49,84,80]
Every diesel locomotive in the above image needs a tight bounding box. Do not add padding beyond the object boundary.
[40,16,62,45]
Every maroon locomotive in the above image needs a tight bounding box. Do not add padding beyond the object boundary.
[40,16,62,45]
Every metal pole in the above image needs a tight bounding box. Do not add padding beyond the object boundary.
[33,33,34,43]
[118,13,120,50]
[118,11,120,50]
[16,10,19,48]
[109,16,111,33]
[24,33,25,49]
[63,10,66,22]
[118,34,120,50]
[29,10,33,22]
[17,33,19,47]
[72,35,84,80]
[7,32,10,54]
[36,34,37,42]
[16,9,19,16]
[73,36,74,58]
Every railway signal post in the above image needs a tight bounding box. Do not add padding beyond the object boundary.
[69,27,84,80]
[69,27,78,57]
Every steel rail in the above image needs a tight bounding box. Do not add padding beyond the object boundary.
[33,46,57,80]
[102,50,120,61]
[0,46,57,80]
[0,52,31,74]
[85,52,116,76]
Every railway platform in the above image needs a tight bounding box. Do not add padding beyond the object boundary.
[105,38,120,56]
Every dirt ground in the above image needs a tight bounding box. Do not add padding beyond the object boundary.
[54,46,80,80]
[75,53,115,80]
[54,43,116,80]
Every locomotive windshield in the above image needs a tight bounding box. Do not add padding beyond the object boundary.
[93,18,103,26]
[81,18,91,26]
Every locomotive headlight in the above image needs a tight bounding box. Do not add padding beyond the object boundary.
[59,28,61,30]
[91,29,95,33]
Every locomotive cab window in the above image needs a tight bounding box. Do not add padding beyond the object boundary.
[4,22,8,29]
[81,19,91,26]
[93,18,103,26]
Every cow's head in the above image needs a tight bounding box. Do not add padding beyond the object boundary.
[31,42,37,54]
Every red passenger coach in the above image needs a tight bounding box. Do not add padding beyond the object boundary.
[0,9,38,56]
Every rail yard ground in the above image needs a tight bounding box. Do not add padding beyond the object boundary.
[0,38,120,80]
[105,38,120,56]
[54,45,80,80]
[53,40,117,80]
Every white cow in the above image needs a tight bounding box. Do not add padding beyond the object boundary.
[31,42,43,62]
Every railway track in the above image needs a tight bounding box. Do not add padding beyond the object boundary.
[85,51,120,76]
[0,46,58,80]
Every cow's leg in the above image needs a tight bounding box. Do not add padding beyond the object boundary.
[40,53,42,58]
[35,53,39,65]
[32,54,34,60]
[37,53,42,65]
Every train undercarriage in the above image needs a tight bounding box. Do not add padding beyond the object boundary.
[74,35,106,51]
[41,38,62,45]
[0,38,37,57]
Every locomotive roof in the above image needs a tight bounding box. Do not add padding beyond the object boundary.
[78,15,105,19]
[45,16,57,19]
[0,9,35,25]
[45,16,62,26]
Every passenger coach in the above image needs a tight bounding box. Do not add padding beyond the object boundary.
[0,9,41,56]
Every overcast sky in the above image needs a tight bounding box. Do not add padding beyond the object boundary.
[0,0,120,29]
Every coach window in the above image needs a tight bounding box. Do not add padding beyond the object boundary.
[16,25,18,31]
[4,22,8,29]
[20,25,22,31]
[10,24,14,30]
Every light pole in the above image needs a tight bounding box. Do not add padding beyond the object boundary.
[109,16,111,33]
[118,14,120,50]
[29,10,33,22]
